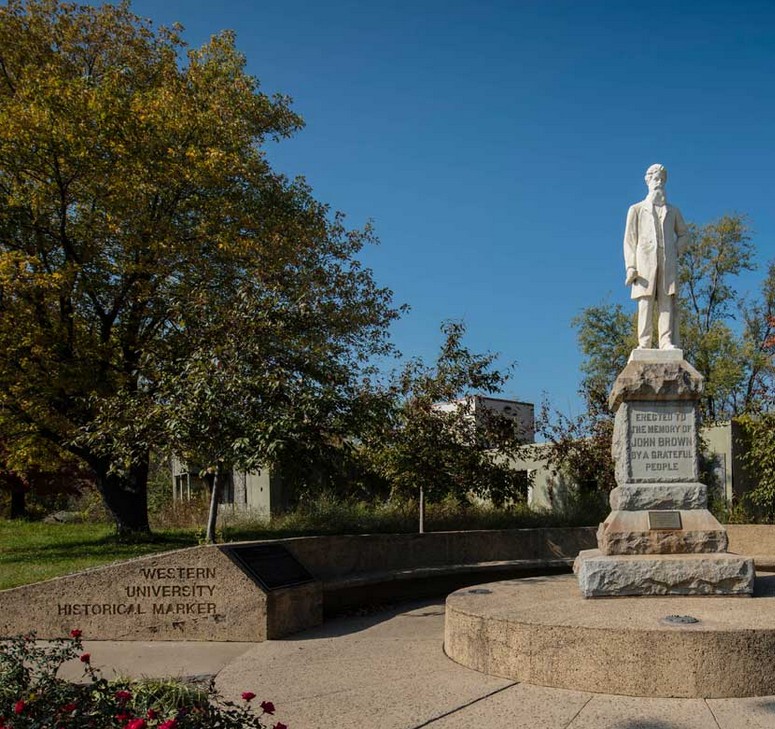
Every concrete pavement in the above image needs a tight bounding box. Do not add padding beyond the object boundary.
[62,598,775,728]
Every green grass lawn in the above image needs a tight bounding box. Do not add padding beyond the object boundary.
[0,521,199,591]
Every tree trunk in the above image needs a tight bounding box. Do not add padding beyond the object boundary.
[91,454,151,536]
[205,464,223,544]
[9,482,26,519]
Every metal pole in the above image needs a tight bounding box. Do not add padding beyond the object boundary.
[419,484,424,534]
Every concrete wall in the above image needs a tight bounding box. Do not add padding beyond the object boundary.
[0,528,594,641]
[1,546,279,641]
[231,468,287,515]
[727,525,775,560]
[269,525,775,580]
[278,527,596,580]
[509,442,577,510]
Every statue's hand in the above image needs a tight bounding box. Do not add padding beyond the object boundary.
[625,268,638,286]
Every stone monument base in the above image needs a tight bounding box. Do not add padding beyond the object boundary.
[574,548,754,597]
[610,483,707,511]
[445,573,772,698]
[596,509,728,554]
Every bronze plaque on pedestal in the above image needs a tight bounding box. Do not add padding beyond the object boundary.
[648,511,682,530]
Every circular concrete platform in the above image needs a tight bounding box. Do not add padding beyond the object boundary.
[444,573,775,698]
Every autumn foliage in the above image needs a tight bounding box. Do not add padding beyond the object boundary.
[0,1,397,533]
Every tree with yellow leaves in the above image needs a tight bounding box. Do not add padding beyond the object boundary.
[0,1,399,535]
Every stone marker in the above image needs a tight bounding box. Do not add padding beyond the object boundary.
[574,349,755,597]
[0,542,322,641]
[574,165,754,597]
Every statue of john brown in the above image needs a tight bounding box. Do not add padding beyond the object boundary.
[623,163,689,350]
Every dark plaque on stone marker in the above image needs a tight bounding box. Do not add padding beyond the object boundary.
[220,544,314,591]
[648,511,682,530]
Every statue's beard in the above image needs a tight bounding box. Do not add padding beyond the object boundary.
[650,189,667,206]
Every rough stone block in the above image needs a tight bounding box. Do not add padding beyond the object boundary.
[609,357,703,410]
[609,483,708,511]
[596,509,728,555]
[574,549,755,597]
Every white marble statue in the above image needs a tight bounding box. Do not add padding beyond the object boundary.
[623,164,689,349]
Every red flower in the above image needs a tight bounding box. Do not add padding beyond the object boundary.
[273,724,288,729]
[124,719,146,729]
[70,629,82,638]
[241,691,256,702]
[61,703,77,712]
[80,653,91,663]
[13,701,25,715]
[146,708,158,719]
[260,700,275,715]
[115,690,132,702]
[115,712,131,722]
[158,721,177,729]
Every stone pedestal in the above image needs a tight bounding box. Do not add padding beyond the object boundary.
[575,550,755,597]
[574,349,754,597]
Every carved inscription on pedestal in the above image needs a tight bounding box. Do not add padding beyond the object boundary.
[55,566,219,619]
[628,401,696,482]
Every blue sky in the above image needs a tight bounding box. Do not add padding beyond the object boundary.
[128,0,775,416]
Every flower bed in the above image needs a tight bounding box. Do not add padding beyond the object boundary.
[0,631,286,728]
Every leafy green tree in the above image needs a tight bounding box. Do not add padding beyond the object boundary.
[733,309,775,519]
[0,1,398,534]
[737,413,775,519]
[152,283,396,542]
[0,449,91,519]
[572,302,635,411]
[739,262,775,412]
[536,387,617,497]
[680,215,756,420]
[361,321,531,508]
[0,425,75,518]
[545,301,632,497]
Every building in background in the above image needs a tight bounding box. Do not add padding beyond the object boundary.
[703,421,755,505]
[433,396,535,444]
[171,457,287,516]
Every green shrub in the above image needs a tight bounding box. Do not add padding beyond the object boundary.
[739,413,775,520]
[150,493,210,531]
[220,492,604,543]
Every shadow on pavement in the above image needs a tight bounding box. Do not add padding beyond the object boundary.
[282,597,446,640]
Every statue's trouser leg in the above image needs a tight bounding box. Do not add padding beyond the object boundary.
[656,288,676,348]
[637,297,653,348]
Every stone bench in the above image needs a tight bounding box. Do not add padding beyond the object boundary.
[320,557,575,615]
[274,529,595,615]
